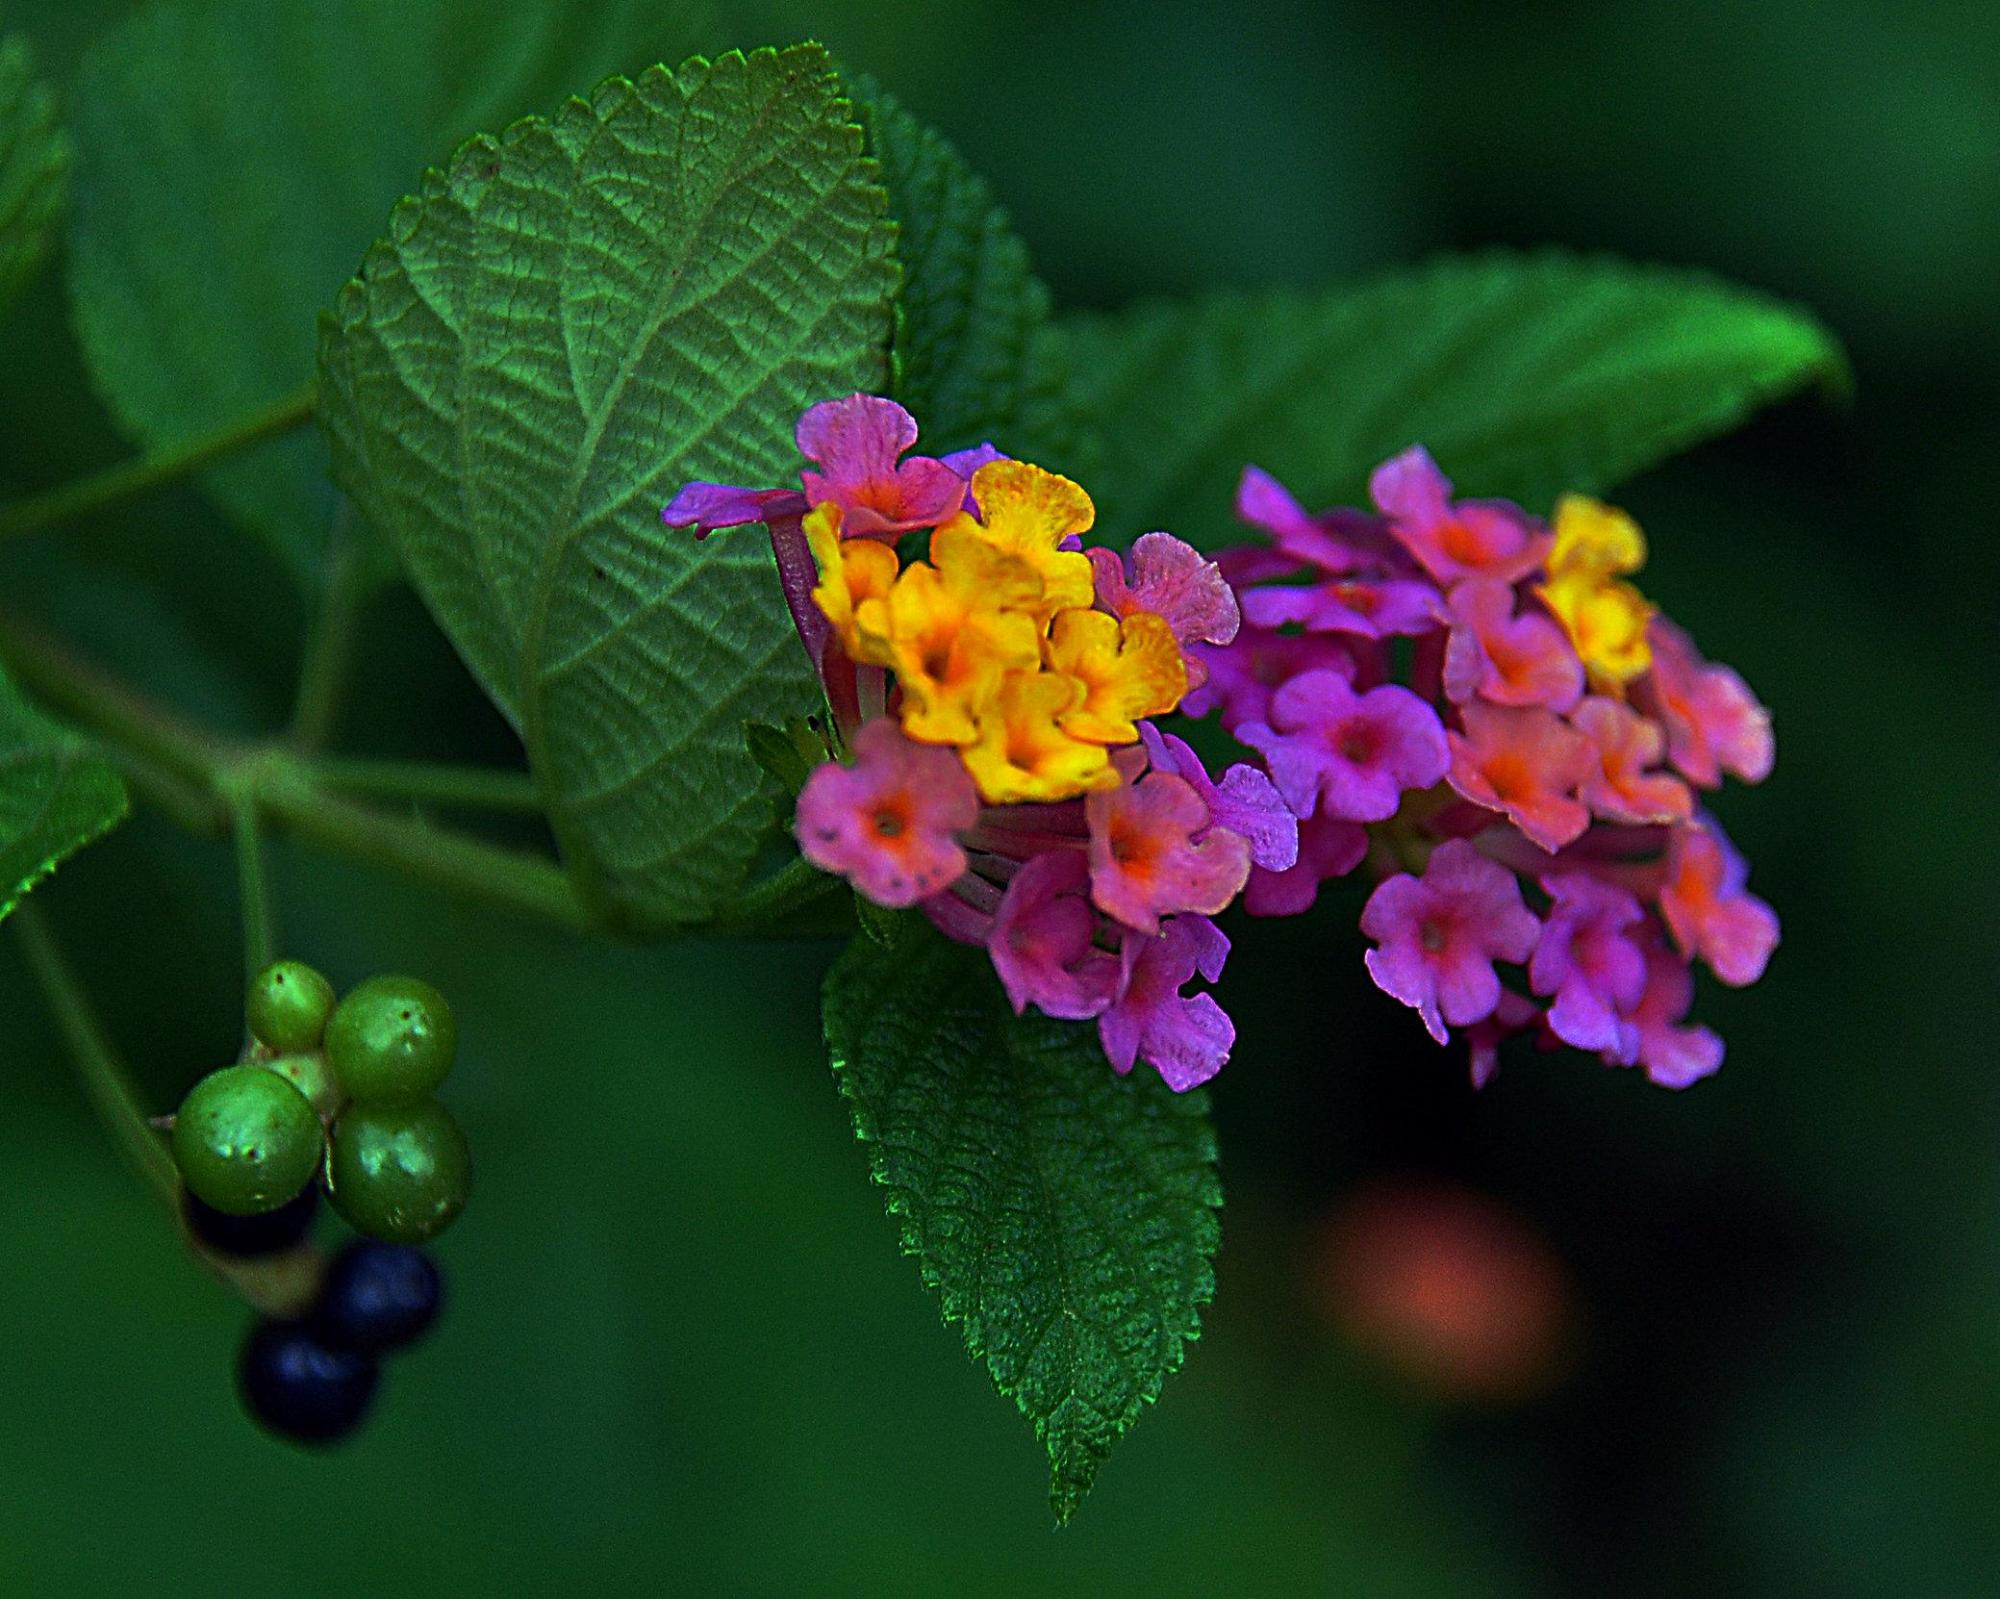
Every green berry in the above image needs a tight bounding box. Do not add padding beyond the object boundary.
[325,976,458,1105]
[245,960,337,1054]
[172,1065,324,1216]
[326,1101,471,1244]
[259,1052,342,1121]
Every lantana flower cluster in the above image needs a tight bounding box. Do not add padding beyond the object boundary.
[665,395,1298,1092]
[1207,447,1778,1088]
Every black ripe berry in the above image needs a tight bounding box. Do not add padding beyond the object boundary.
[316,1241,442,1355]
[237,1319,380,1445]
[183,1184,318,1260]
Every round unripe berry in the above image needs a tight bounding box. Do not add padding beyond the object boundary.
[325,976,457,1105]
[245,960,337,1054]
[259,1051,342,1122]
[237,1318,379,1445]
[327,1100,470,1244]
[172,1065,324,1216]
[183,1184,319,1259]
[315,1242,441,1353]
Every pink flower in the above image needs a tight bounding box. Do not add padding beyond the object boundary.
[795,394,966,537]
[1441,578,1583,711]
[1658,820,1779,986]
[1240,574,1445,639]
[795,719,978,907]
[1235,464,1408,576]
[1244,809,1371,917]
[1467,990,1542,1090]
[1088,533,1242,694]
[1180,627,1356,730]
[1139,724,1299,872]
[1636,616,1773,788]
[1360,839,1541,1044]
[1529,872,1647,1061]
[1235,669,1450,823]
[1099,915,1235,1091]
[1446,702,1596,853]
[1369,446,1551,586]
[660,481,804,538]
[1570,696,1692,825]
[1086,772,1252,935]
[1628,934,1724,1089]
[987,850,1119,1020]
[661,393,964,540]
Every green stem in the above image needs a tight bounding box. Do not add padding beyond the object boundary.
[253,761,594,934]
[12,903,325,1317]
[306,757,545,813]
[289,503,365,752]
[0,384,319,545]
[232,798,276,981]
[10,901,179,1211]
[0,614,597,937]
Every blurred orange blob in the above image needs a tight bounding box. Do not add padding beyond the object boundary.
[1311,1178,1579,1404]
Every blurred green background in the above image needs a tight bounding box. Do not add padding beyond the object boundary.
[2,1,1994,1593]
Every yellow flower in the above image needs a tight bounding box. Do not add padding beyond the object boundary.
[940,460,1097,620]
[1539,495,1653,686]
[1541,573,1653,686]
[1547,495,1646,582]
[961,670,1120,803]
[886,524,1043,746]
[806,503,899,666]
[1042,608,1188,745]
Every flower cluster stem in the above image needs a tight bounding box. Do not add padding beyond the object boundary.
[10,901,180,1212]
[0,383,319,545]
[0,612,597,936]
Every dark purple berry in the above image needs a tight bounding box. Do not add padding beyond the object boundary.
[183,1184,318,1259]
[315,1242,441,1354]
[237,1318,380,1445]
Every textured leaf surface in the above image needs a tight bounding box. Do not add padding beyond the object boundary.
[824,926,1221,1522]
[67,0,714,581]
[0,666,126,922]
[0,24,68,321]
[858,86,1078,470]
[1068,251,1848,543]
[319,48,896,926]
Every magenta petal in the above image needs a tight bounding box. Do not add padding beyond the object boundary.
[1529,871,1646,1058]
[1138,724,1298,872]
[988,850,1118,1020]
[795,393,918,480]
[794,719,977,907]
[941,441,1007,479]
[1124,532,1242,646]
[1242,670,1449,823]
[1368,445,1453,526]
[1144,993,1234,1091]
[1097,918,1235,1090]
[1359,840,1540,1045]
[1244,810,1368,916]
[661,483,806,534]
[1236,464,1323,546]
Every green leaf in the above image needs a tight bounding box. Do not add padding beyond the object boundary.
[0,666,127,922]
[823,925,1222,1522]
[0,23,69,321]
[743,715,832,798]
[1067,250,1849,544]
[67,0,715,583]
[856,83,1079,470]
[318,47,897,928]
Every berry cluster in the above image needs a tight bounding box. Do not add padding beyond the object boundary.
[171,960,470,1444]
